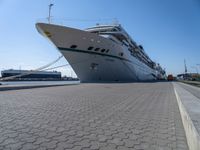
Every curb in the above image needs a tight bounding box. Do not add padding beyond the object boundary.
[0,83,79,91]
[174,86,200,150]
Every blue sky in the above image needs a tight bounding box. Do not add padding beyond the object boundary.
[0,0,200,77]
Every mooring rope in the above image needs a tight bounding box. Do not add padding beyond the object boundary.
[0,56,93,81]
[0,55,63,81]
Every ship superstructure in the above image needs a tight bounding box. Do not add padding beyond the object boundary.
[85,25,157,70]
[36,23,165,82]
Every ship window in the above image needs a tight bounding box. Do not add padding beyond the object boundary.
[117,27,121,31]
[70,45,77,49]
[106,49,110,53]
[119,52,124,56]
[138,45,143,50]
[101,49,106,52]
[94,48,100,51]
[88,46,93,50]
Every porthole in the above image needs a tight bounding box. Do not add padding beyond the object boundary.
[106,49,110,53]
[94,48,100,51]
[101,49,106,52]
[70,45,77,49]
[119,52,124,56]
[88,46,93,50]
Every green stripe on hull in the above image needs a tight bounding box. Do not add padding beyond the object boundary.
[57,47,131,62]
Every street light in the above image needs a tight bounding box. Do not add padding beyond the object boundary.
[48,3,54,24]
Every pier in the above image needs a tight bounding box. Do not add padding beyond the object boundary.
[1,82,198,149]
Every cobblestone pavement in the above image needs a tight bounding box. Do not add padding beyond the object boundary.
[0,82,188,150]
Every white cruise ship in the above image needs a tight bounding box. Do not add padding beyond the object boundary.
[36,23,165,82]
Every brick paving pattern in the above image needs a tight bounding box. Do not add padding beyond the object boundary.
[0,82,188,150]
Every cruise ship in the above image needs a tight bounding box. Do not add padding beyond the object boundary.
[36,23,165,82]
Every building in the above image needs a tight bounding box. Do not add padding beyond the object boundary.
[1,69,61,80]
[177,73,200,81]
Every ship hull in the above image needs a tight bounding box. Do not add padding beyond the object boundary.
[36,23,156,82]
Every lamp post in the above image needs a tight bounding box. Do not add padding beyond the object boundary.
[48,3,54,24]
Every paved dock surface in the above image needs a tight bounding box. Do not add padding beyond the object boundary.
[0,81,80,91]
[0,82,188,150]
[178,82,200,99]
[180,80,200,88]
[174,82,200,150]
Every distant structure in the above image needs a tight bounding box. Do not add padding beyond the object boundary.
[184,59,187,74]
[177,73,200,81]
[1,69,61,81]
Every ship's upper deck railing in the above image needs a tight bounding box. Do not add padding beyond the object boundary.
[86,24,156,68]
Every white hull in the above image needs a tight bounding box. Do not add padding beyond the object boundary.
[36,23,157,82]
